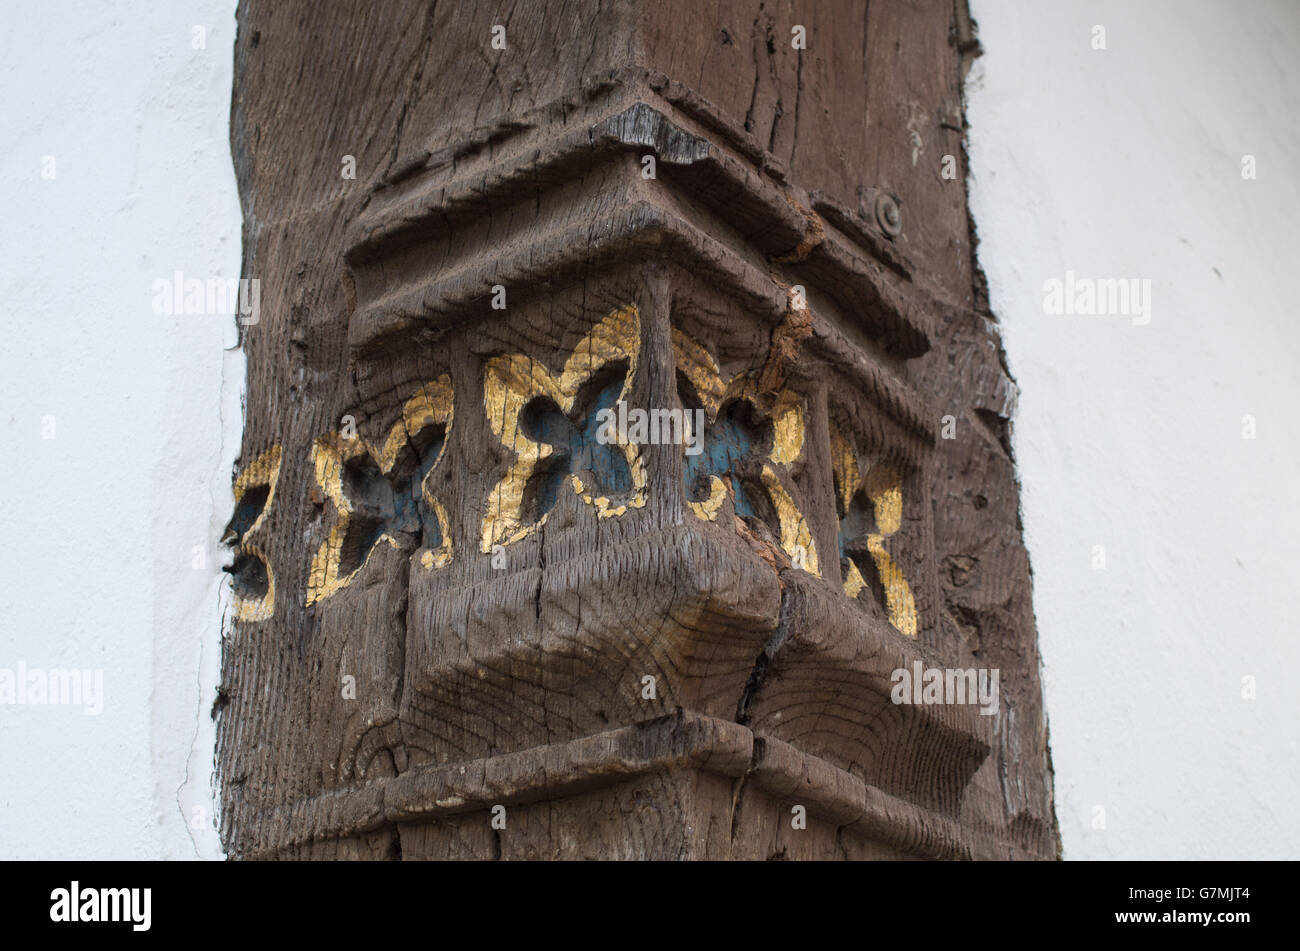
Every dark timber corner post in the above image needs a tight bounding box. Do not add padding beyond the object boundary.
[219,0,1058,860]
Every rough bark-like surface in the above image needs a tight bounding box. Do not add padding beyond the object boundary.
[218,0,1058,860]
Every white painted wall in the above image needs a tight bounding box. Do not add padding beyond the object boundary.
[0,1,239,858]
[2,0,1295,861]
[965,0,1300,858]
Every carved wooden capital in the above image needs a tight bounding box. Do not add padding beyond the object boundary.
[220,0,1057,860]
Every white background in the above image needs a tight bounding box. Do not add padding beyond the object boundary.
[0,1,238,858]
[966,0,1299,858]
[0,0,1295,859]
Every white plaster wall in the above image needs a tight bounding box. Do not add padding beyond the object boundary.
[965,0,1300,858]
[0,1,239,858]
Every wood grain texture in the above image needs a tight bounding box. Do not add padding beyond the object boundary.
[219,0,1058,860]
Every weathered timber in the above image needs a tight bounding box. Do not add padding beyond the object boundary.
[218,0,1058,860]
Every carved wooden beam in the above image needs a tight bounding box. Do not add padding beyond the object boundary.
[219,0,1058,860]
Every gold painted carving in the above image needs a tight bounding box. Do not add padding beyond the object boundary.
[231,444,282,622]
[830,426,917,637]
[480,305,646,552]
[672,327,819,576]
[307,377,454,605]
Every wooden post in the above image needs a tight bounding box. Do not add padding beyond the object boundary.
[218,0,1058,860]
